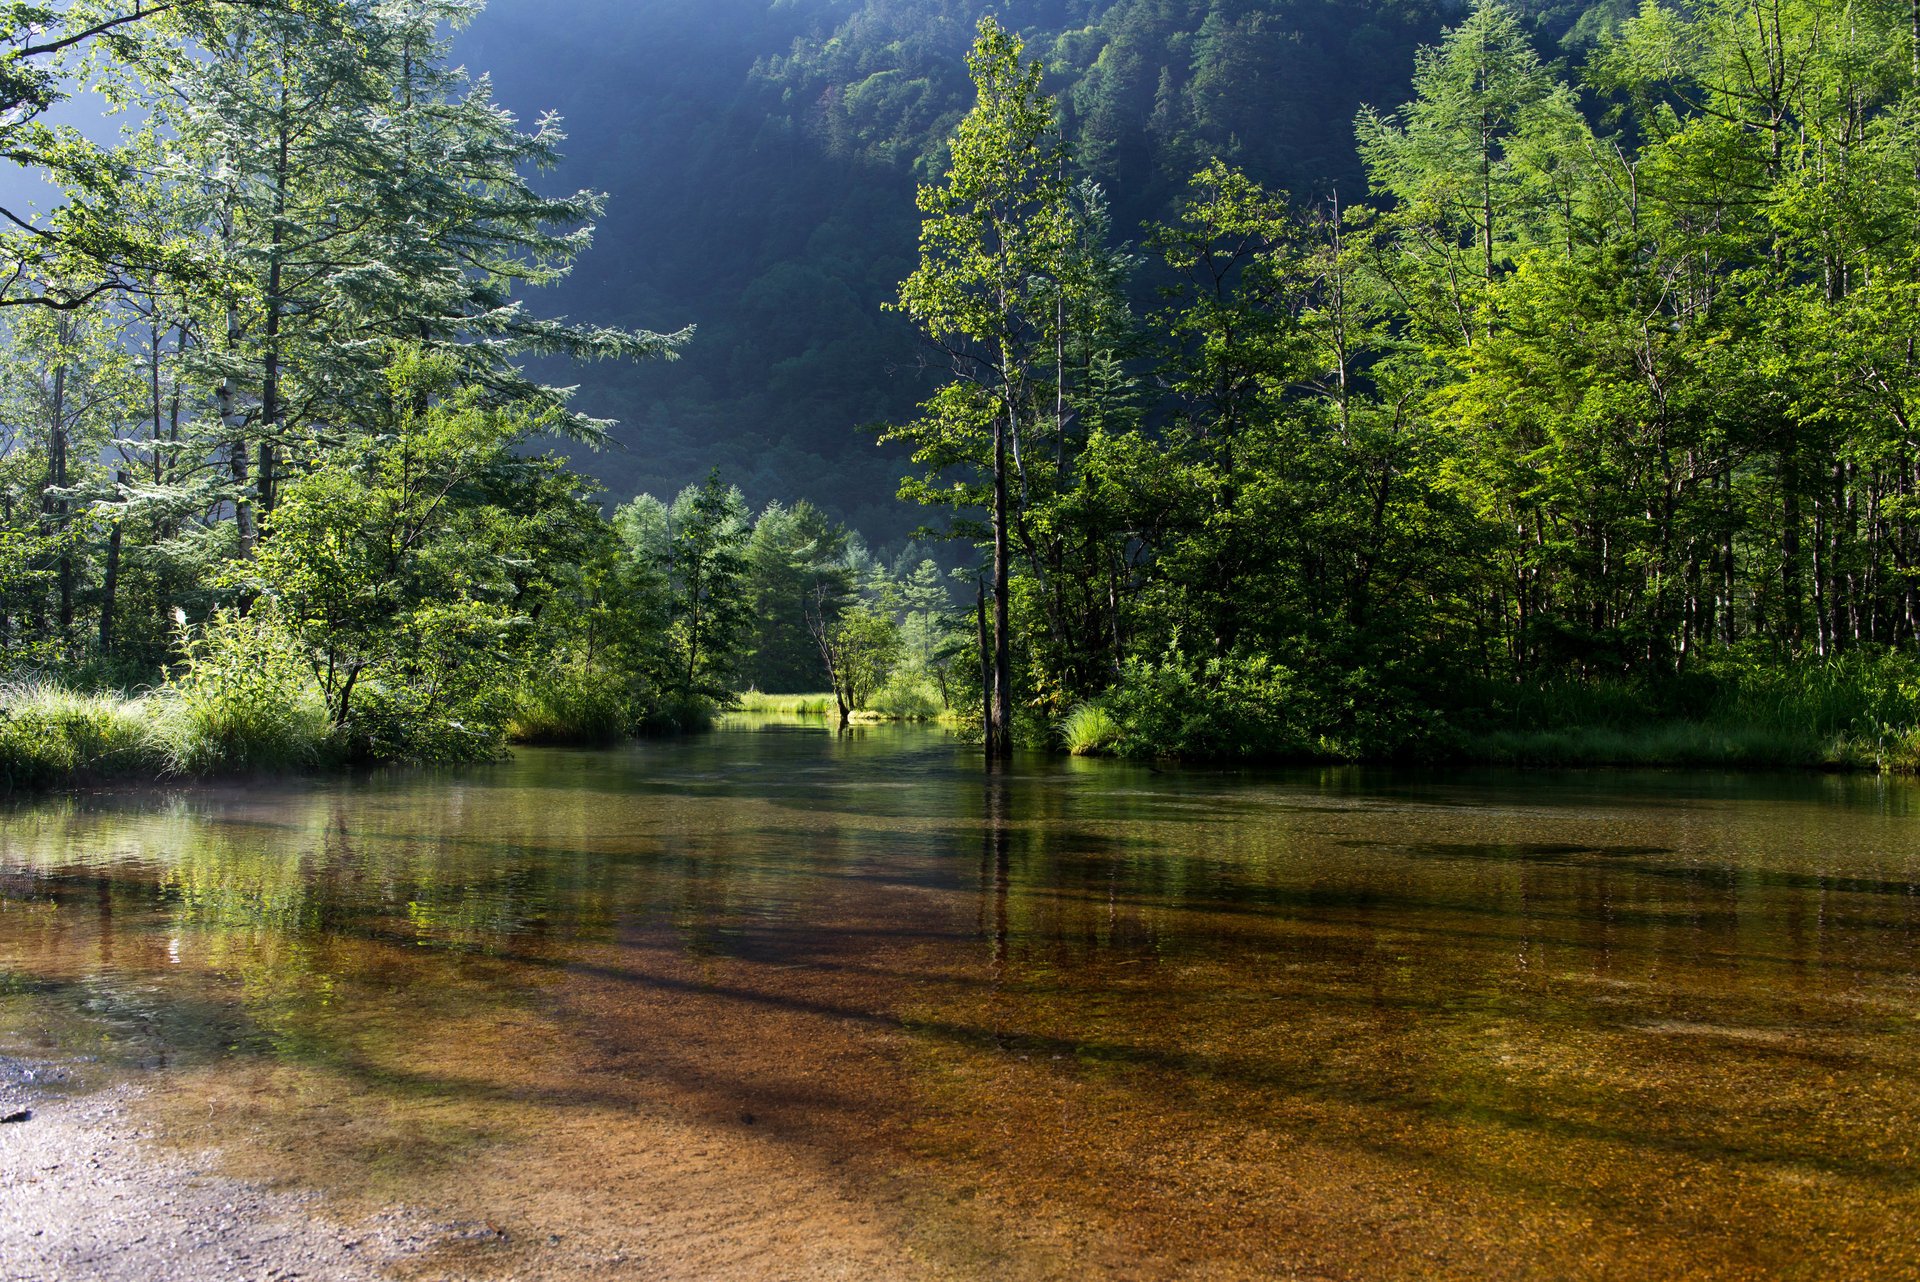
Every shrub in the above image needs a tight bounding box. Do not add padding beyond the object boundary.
[868,673,942,720]
[510,662,636,744]
[1107,646,1312,760]
[154,610,331,775]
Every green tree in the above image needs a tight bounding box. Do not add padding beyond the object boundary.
[625,472,752,716]
[254,348,562,761]
[742,498,851,693]
[892,16,1077,756]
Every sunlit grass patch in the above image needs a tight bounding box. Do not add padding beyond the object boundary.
[1059,702,1121,756]
[733,690,834,716]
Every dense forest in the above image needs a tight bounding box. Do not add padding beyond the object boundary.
[457,0,1628,538]
[3,0,1920,780]
[893,1,1920,763]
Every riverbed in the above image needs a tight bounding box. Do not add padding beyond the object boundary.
[2,722,1917,1279]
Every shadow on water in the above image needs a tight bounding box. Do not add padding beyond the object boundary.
[2,724,1920,1277]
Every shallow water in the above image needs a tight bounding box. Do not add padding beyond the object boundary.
[2,722,1918,1279]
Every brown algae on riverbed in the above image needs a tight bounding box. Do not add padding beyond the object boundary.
[2,725,1919,1279]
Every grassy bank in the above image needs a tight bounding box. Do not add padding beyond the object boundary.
[1452,659,1920,772]
[731,683,955,724]
[731,691,835,716]
[0,678,333,792]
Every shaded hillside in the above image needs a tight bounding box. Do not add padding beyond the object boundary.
[461,0,1615,540]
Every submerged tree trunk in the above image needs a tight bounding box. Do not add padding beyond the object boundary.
[977,576,992,756]
[991,408,1012,759]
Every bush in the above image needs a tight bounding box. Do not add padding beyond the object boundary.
[153,610,331,775]
[510,662,636,744]
[868,672,943,720]
[1106,647,1312,760]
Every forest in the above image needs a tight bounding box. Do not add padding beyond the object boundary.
[457,0,1631,534]
[3,0,1920,781]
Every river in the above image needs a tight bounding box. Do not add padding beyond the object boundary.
[2,720,1917,1279]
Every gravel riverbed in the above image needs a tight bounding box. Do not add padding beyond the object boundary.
[0,1058,447,1282]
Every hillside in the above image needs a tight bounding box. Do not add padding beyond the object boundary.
[459,0,1618,541]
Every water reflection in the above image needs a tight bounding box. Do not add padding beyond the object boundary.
[1,731,1918,1278]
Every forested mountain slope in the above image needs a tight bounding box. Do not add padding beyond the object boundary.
[460,0,1618,539]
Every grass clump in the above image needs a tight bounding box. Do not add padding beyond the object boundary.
[0,681,162,789]
[509,662,637,745]
[1059,702,1121,756]
[733,690,834,716]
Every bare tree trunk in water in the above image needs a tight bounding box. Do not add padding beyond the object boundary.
[991,409,1012,759]
[977,577,992,759]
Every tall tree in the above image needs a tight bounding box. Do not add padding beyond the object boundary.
[892,16,1077,755]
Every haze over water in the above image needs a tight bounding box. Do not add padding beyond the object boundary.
[2,722,1918,1278]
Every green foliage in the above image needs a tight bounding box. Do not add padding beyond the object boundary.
[253,352,531,762]
[508,662,639,746]
[732,690,834,717]
[156,609,331,776]
[0,680,157,790]
[818,598,903,719]
[742,499,852,693]
[1106,647,1313,761]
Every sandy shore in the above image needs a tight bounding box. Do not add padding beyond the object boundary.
[0,1058,450,1282]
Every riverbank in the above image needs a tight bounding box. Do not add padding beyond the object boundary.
[1059,656,1920,773]
[10,665,1920,796]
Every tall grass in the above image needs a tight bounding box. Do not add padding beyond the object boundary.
[508,663,635,744]
[0,681,163,790]
[732,690,834,716]
[154,609,332,774]
[1460,652,1920,770]
[1059,702,1121,756]
[0,675,334,791]
[0,611,336,790]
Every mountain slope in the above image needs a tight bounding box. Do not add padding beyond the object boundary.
[460,0,1615,542]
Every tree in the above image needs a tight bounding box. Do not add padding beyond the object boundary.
[625,472,752,715]
[743,499,851,693]
[254,348,562,760]
[809,593,901,726]
[892,16,1076,757]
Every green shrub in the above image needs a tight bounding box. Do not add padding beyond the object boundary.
[154,610,331,775]
[868,673,942,720]
[1107,647,1312,760]
[510,662,636,744]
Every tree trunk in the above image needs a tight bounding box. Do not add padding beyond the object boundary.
[991,409,1013,759]
[48,345,72,639]
[99,474,125,656]
[1780,434,1803,652]
[977,576,992,758]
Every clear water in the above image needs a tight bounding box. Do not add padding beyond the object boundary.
[2,721,1917,1278]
